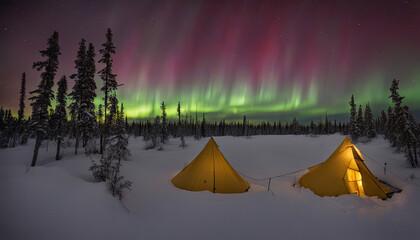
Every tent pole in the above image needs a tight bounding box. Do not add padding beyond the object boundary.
[213,144,216,193]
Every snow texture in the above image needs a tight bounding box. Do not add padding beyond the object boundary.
[1,135,419,240]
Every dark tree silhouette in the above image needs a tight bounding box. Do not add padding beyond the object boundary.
[160,101,168,143]
[177,101,186,148]
[18,72,26,123]
[29,31,61,167]
[55,75,67,160]
[99,28,118,154]
[364,103,376,139]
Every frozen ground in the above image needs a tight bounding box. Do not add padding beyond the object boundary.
[1,134,419,240]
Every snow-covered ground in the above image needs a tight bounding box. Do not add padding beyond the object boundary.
[1,135,419,240]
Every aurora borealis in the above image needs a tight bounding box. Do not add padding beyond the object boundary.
[1,0,420,122]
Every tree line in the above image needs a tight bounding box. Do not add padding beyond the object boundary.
[0,29,131,199]
[348,79,419,167]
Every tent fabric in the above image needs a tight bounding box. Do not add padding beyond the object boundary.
[300,136,393,199]
[171,137,250,193]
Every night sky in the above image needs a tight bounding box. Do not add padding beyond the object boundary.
[1,0,420,122]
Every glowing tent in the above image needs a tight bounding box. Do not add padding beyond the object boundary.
[171,137,250,193]
[300,136,393,199]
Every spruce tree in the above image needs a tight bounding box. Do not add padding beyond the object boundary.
[201,113,206,137]
[356,105,364,137]
[69,39,97,154]
[177,101,186,148]
[364,103,376,139]
[389,79,418,167]
[2,110,17,148]
[153,116,161,149]
[324,114,329,134]
[18,72,28,144]
[379,110,387,134]
[97,104,104,153]
[69,38,87,155]
[309,119,315,136]
[90,97,132,199]
[348,94,358,141]
[242,115,247,136]
[194,111,200,140]
[0,107,7,148]
[108,104,131,199]
[83,42,97,154]
[99,28,118,153]
[397,105,418,167]
[29,31,61,167]
[389,79,404,118]
[160,101,168,143]
[55,75,67,160]
[18,72,26,123]
[0,107,4,130]
[385,106,396,146]
[107,94,119,128]
[292,117,299,134]
[389,79,404,149]
[90,94,118,178]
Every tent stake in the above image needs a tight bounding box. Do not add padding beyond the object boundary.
[267,178,272,191]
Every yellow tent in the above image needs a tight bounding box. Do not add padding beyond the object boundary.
[171,137,250,193]
[300,136,393,199]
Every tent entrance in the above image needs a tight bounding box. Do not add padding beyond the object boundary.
[344,167,365,197]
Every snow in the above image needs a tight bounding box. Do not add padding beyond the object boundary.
[1,135,420,240]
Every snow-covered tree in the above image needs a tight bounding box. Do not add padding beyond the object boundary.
[69,39,86,155]
[83,42,97,154]
[356,105,364,137]
[90,96,132,199]
[389,79,405,149]
[194,111,200,140]
[0,107,4,130]
[348,94,357,140]
[291,117,299,134]
[99,28,118,153]
[108,103,131,199]
[388,79,418,167]
[0,108,8,148]
[201,113,206,137]
[364,103,376,139]
[385,106,396,145]
[69,39,97,155]
[97,104,104,153]
[379,110,387,134]
[309,119,315,136]
[1,110,17,148]
[389,79,404,117]
[55,76,67,160]
[160,101,168,143]
[242,115,248,136]
[90,96,118,178]
[177,101,186,148]
[107,94,119,127]
[154,116,161,149]
[396,106,418,167]
[29,31,61,167]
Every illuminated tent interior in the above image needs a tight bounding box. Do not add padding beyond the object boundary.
[300,136,393,199]
[171,137,250,193]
